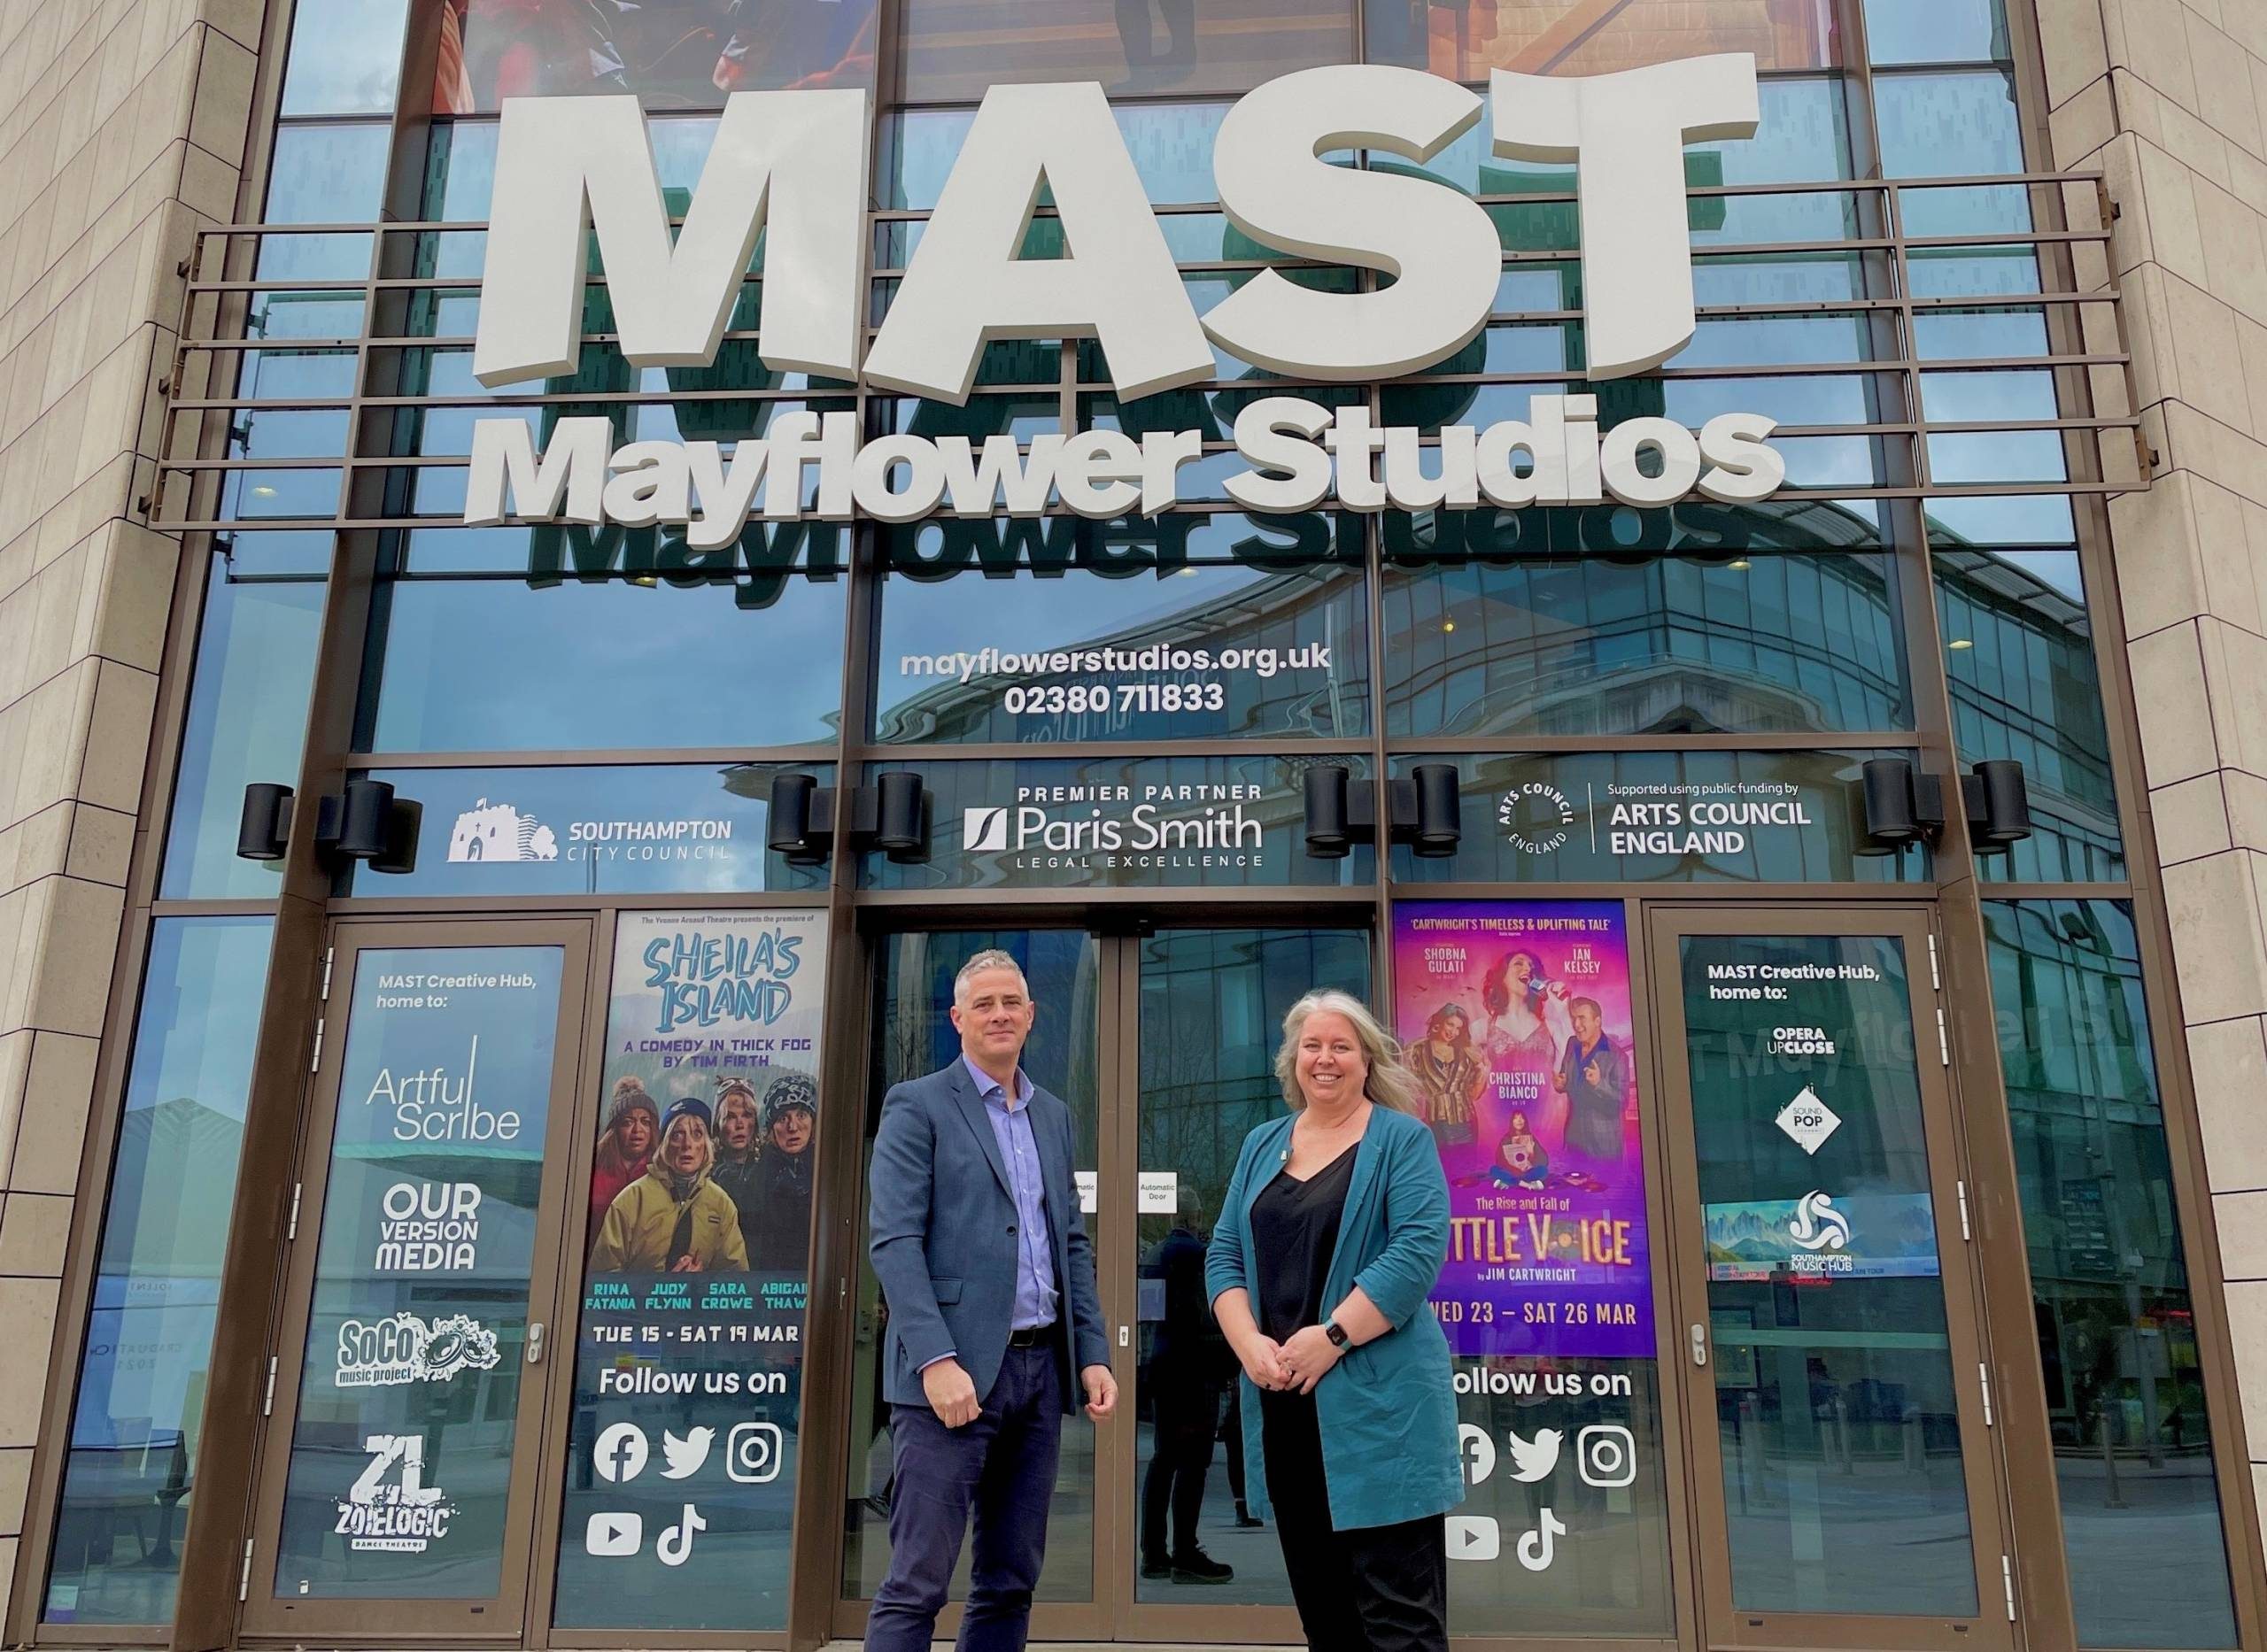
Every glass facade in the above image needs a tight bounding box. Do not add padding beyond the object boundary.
[41,0,2255,1649]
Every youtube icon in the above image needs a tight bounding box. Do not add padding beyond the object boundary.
[585,1512,642,1556]
[1445,1514,1500,1562]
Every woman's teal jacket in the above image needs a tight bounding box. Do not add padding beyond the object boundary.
[1204,1103,1466,1531]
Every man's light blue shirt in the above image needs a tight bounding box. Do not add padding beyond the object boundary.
[963,1055,1061,1331]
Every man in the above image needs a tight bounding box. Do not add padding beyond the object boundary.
[1551,996,1628,1161]
[866,950,1116,1652]
[1138,1192,1234,1583]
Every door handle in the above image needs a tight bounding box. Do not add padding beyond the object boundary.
[527,1322,546,1365]
[1118,1324,1130,1348]
[1688,1323,1708,1367]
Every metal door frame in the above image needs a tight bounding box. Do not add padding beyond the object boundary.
[239,917,593,1642]
[1644,904,2014,1652]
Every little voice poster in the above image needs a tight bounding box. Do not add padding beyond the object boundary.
[553,910,828,1632]
[1393,900,1654,1360]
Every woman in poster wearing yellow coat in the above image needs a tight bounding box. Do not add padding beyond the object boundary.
[590,1093,751,1272]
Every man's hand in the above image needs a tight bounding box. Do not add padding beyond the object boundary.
[1081,1363,1118,1420]
[1277,1324,1346,1395]
[922,1357,981,1428]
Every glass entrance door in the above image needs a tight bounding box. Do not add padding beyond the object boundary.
[1648,908,2014,1652]
[836,922,1368,1642]
[1120,926,1371,1643]
[242,920,591,1640]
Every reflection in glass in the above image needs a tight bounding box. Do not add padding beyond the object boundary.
[271,949,563,1600]
[1987,900,2238,1647]
[356,529,847,753]
[160,549,328,899]
[874,513,1370,744]
[259,124,390,283]
[1934,549,2124,881]
[1367,0,1838,75]
[843,932,1103,1607]
[894,4,1351,104]
[1381,551,1909,738]
[1680,933,1978,1617]
[44,918,276,1625]
[1864,0,2008,66]
[279,0,409,115]
[432,0,875,112]
[1134,929,1369,1603]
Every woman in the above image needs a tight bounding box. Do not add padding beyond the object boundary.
[1480,947,1572,1061]
[1205,991,1461,1651]
[589,1095,750,1273]
[1410,1001,1486,1146]
[588,1077,659,1237]
[710,1076,764,1259]
[748,1070,818,1268]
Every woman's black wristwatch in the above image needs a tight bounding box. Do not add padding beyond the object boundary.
[1322,1316,1350,1350]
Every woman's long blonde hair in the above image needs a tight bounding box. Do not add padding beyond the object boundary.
[1273,989,1421,1115]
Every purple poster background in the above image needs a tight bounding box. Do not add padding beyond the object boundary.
[1393,900,1654,1359]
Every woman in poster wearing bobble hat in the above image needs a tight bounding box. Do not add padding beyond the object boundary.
[590,1094,749,1273]
[588,1077,659,1238]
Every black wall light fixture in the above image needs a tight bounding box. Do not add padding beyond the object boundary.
[1304,762,1462,859]
[767,771,931,866]
[235,777,423,874]
[1859,756,2032,853]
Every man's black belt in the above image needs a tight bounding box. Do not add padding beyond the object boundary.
[1006,1322,1056,1348]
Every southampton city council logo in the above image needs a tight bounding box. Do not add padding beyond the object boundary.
[447,798,560,863]
[1498,783,1577,855]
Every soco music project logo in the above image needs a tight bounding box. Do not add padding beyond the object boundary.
[335,1311,501,1388]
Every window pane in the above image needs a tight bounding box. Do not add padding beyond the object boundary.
[1934,547,2124,881]
[259,123,391,282]
[1875,69,2024,178]
[1367,0,1840,73]
[874,512,1370,743]
[879,103,1235,211]
[279,0,408,115]
[355,537,847,753]
[894,1,1352,103]
[434,0,877,112]
[551,913,831,1631]
[1864,0,2008,66]
[1383,550,1910,738]
[1389,750,1928,885]
[43,917,275,1626]
[159,548,328,899]
[1985,899,2239,1648]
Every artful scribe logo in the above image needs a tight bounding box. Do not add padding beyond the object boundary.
[461,57,1788,538]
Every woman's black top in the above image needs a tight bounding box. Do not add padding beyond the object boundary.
[1250,1139,1359,1343]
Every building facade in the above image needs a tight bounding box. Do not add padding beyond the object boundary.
[2,0,2264,1648]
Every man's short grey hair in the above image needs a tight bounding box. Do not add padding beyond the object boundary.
[954,949,1030,1005]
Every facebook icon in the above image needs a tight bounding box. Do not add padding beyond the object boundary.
[595,1422,649,1483]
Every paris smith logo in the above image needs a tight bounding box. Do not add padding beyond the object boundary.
[963,783,1266,871]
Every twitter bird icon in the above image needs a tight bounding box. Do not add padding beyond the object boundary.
[1505,1427,1562,1483]
[661,1426,716,1479]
